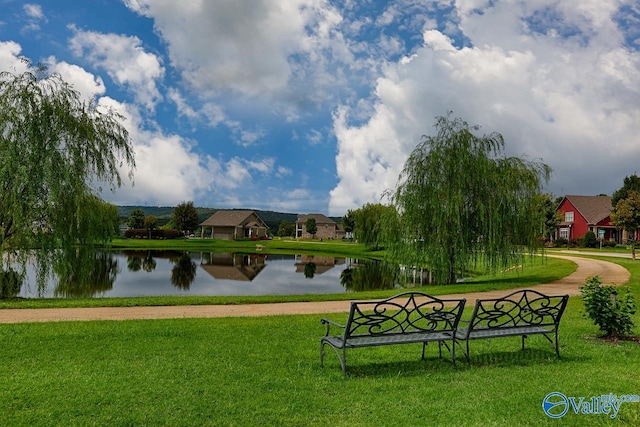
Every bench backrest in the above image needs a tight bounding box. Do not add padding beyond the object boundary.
[345,292,466,339]
[467,289,568,331]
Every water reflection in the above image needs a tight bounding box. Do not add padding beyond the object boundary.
[54,248,119,298]
[9,250,431,299]
[199,252,267,281]
[0,268,22,298]
[171,253,197,290]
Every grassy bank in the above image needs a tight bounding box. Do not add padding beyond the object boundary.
[109,236,383,258]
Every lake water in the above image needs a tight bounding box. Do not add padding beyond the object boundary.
[14,251,425,299]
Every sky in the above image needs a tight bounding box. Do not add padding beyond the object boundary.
[1,1,639,216]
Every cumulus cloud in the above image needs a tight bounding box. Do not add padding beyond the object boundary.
[95,98,282,207]
[69,27,164,110]
[328,0,640,215]
[0,41,28,73]
[45,57,106,102]
[124,0,354,111]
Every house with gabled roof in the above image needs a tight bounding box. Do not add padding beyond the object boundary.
[556,195,619,243]
[296,213,345,240]
[200,210,268,240]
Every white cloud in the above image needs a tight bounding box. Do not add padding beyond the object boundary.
[0,41,28,73]
[124,0,354,112]
[23,4,44,20]
[22,4,46,32]
[69,27,164,110]
[329,0,640,216]
[45,57,106,102]
[95,97,213,205]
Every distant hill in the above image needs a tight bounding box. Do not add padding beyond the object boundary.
[117,206,342,231]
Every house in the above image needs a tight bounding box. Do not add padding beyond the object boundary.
[295,213,345,240]
[556,195,619,243]
[200,210,268,240]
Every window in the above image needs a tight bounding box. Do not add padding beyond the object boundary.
[565,211,574,222]
[560,228,569,239]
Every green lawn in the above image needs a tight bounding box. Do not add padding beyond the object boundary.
[1,250,639,426]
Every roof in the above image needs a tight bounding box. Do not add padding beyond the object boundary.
[296,213,336,224]
[562,195,613,224]
[200,210,266,227]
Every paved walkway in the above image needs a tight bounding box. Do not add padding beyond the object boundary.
[0,255,630,324]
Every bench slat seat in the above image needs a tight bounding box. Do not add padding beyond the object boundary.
[457,325,553,339]
[324,331,453,349]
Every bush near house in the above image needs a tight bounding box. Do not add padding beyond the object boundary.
[124,229,184,239]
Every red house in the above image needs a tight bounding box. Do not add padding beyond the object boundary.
[556,195,619,243]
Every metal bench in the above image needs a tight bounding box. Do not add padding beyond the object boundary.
[455,289,569,362]
[320,292,466,377]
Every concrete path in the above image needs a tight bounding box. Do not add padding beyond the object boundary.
[0,255,630,324]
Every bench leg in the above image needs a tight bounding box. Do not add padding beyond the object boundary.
[522,335,526,351]
[422,342,427,360]
[320,341,348,377]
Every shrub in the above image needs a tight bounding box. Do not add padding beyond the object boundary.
[584,231,598,248]
[124,229,184,239]
[580,275,636,338]
[554,237,568,247]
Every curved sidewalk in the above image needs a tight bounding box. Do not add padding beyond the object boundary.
[0,255,630,324]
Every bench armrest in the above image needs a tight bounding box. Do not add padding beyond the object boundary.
[321,318,346,336]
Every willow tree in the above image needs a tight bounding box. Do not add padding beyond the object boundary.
[386,114,550,284]
[0,61,135,292]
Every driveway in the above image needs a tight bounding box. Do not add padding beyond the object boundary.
[0,255,630,324]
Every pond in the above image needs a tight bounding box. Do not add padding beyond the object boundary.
[12,251,431,299]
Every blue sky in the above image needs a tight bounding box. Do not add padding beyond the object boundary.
[1,1,639,216]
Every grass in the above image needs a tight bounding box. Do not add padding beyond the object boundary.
[0,254,575,309]
[109,236,384,258]
[1,297,639,426]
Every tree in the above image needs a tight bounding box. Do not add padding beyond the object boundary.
[128,208,146,229]
[353,203,397,250]
[387,113,551,284]
[0,62,134,289]
[305,218,318,238]
[612,174,640,208]
[173,201,199,235]
[611,190,640,260]
[277,221,295,237]
[342,210,355,238]
[144,215,159,235]
[540,194,562,243]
